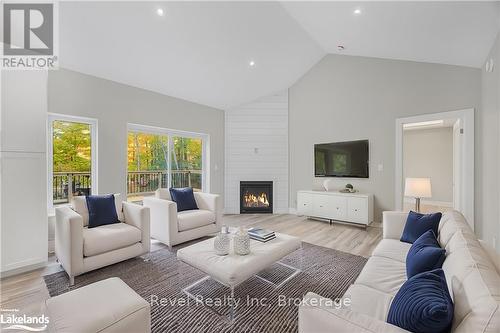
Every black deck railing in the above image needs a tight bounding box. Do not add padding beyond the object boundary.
[53,170,202,204]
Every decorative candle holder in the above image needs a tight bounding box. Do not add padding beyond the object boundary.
[214,226,230,256]
[233,227,250,255]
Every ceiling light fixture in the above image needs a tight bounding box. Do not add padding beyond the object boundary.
[249,60,255,67]
[156,8,165,16]
[403,120,444,129]
[353,8,362,15]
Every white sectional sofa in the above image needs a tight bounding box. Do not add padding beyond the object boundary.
[299,210,500,333]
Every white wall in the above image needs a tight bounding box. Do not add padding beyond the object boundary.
[47,69,225,242]
[403,127,453,204]
[1,71,48,274]
[289,54,481,224]
[481,32,500,250]
[225,91,288,214]
[48,69,225,198]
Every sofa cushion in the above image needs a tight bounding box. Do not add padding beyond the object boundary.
[300,292,408,333]
[479,239,500,274]
[83,223,141,257]
[177,209,215,232]
[406,230,446,278]
[72,194,123,227]
[451,269,500,333]
[344,284,395,321]
[86,194,120,228]
[169,187,198,212]
[355,256,407,295]
[156,188,172,200]
[438,210,472,248]
[387,269,453,333]
[372,239,412,263]
[441,231,500,332]
[400,211,442,244]
[442,231,496,297]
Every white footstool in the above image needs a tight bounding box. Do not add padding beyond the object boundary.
[46,277,150,333]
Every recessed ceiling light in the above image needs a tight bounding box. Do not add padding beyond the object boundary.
[249,60,255,67]
[353,8,362,15]
[156,8,165,16]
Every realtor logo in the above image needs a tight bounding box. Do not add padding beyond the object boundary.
[2,2,58,69]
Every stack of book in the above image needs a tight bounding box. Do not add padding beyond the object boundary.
[248,228,276,242]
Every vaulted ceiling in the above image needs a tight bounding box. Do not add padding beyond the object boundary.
[59,1,500,110]
[282,1,500,68]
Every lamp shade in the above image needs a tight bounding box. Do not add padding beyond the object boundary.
[405,178,432,198]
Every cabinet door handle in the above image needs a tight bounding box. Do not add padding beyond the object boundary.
[319,205,323,208]
[336,207,339,210]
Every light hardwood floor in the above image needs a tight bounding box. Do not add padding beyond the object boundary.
[0,214,382,324]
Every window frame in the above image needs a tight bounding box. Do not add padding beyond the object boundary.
[126,123,210,197]
[47,113,98,212]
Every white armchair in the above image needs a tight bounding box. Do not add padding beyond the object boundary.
[55,195,150,285]
[143,189,222,248]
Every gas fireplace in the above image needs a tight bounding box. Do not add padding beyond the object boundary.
[240,181,273,214]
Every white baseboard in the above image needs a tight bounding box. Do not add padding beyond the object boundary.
[403,198,453,208]
[1,259,47,278]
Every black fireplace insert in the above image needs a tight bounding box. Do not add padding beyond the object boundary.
[240,181,273,214]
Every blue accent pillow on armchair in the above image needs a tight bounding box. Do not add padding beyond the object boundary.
[400,211,442,244]
[387,268,453,333]
[169,187,199,212]
[406,230,446,278]
[86,194,120,228]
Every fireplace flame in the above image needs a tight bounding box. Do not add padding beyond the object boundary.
[243,192,269,207]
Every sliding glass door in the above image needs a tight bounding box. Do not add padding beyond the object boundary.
[127,124,208,202]
[171,136,203,190]
[47,114,98,209]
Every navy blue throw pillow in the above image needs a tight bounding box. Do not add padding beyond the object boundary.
[86,194,119,228]
[169,187,198,212]
[406,230,446,278]
[400,211,442,244]
[387,269,453,333]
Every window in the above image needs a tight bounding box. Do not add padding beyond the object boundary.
[48,114,97,209]
[127,124,208,202]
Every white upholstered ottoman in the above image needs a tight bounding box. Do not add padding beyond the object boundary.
[177,232,302,288]
[46,277,150,333]
[177,232,302,321]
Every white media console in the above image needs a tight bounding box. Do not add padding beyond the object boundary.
[297,190,374,227]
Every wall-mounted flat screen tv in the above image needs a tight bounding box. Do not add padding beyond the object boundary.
[314,140,369,178]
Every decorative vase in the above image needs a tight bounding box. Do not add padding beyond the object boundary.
[214,228,230,256]
[233,227,250,255]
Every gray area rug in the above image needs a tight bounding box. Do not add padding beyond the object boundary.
[44,242,367,333]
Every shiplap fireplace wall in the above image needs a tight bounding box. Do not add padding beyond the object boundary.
[224,91,289,214]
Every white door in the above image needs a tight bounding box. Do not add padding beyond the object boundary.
[453,119,462,211]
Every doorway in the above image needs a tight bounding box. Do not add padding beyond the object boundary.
[395,109,474,230]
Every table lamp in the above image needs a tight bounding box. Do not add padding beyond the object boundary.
[404,178,432,212]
